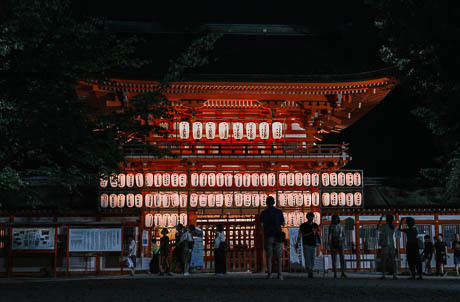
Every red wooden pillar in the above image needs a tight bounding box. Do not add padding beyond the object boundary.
[53,226,58,278]
[66,226,70,277]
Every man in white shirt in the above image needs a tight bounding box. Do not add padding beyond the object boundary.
[128,236,137,276]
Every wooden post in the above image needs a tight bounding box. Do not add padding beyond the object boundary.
[7,226,12,278]
[66,226,70,277]
[53,226,58,278]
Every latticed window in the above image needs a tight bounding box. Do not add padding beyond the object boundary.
[322,225,353,250]
[123,226,135,253]
[442,225,460,247]
[359,225,379,251]
[0,227,6,255]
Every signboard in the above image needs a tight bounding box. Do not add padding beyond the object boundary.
[69,228,122,252]
[12,228,55,250]
[189,236,204,268]
[288,228,304,269]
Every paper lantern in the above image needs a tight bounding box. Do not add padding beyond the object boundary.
[287,193,295,206]
[246,122,257,140]
[288,213,296,226]
[99,175,108,188]
[205,122,216,140]
[330,192,338,206]
[100,194,108,208]
[268,173,276,186]
[208,173,216,187]
[163,214,170,227]
[260,193,267,207]
[354,192,362,206]
[126,173,135,187]
[117,174,126,188]
[259,122,270,140]
[224,194,233,207]
[312,192,320,207]
[145,214,154,228]
[135,194,143,207]
[108,174,117,188]
[109,194,117,208]
[251,173,259,187]
[179,213,187,226]
[287,173,295,186]
[313,212,321,225]
[216,194,224,207]
[154,214,162,226]
[224,173,233,187]
[216,173,224,187]
[232,122,244,140]
[278,173,287,186]
[252,194,260,207]
[219,122,229,139]
[330,173,338,186]
[244,194,252,207]
[135,173,144,187]
[191,173,199,187]
[295,173,303,186]
[208,194,216,207]
[346,193,354,207]
[179,173,187,187]
[199,173,207,187]
[346,173,354,186]
[161,194,170,208]
[283,213,288,225]
[234,193,243,207]
[295,193,304,207]
[171,214,179,227]
[303,192,312,207]
[321,173,330,186]
[190,194,198,207]
[338,172,346,186]
[312,173,319,186]
[234,173,243,187]
[199,194,207,207]
[322,193,330,206]
[179,121,190,139]
[179,194,187,207]
[353,172,362,186]
[127,194,135,208]
[279,194,287,207]
[145,194,153,208]
[171,193,180,207]
[243,173,251,187]
[303,173,311,186]
[272,122,283,139]
[192,122,203,139]
[154,173,162,187]
[338,192,346,206]
[162,173,171,187]
[296,212,304,225]
[145,173,153,187]
[260,173,268,186]
[171,173,179,187]
[153,193,161,208]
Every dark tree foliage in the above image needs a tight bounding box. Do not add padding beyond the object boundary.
[369,0,460,199]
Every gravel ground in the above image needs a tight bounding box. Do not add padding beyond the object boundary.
[1,273,460,302]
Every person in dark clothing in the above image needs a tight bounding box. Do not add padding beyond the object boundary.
[159,228,173,276]
[295,212,319,278]
[213,224,227,275]
[170,224,184,273]
[260,196,285,280]
[148,238,160,274]
[421,235,434,275]
[398,217,422,279]
[434,234,448,276]
[328,214,347,279]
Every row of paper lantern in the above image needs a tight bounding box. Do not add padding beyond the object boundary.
[283,212,322,226]
[145,213,188,228]
[178,121,283,140]
[100,172,362,188]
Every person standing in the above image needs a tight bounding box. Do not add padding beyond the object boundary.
[328,214,347,279]
[180,226,194,276]
[435,234,448,276]
[159,228,173,276]
[452,233,460,277]
[170,224,184,273]
[377,214,397,279]
[421,235,434,275]
[296,212,319,279]
[398,217,422,279]
[148,237,160,274]
[127,236,137,276]
[214,224,227,276]
[260,196,286,280]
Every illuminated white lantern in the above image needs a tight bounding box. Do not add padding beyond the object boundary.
[354,192,362,206]
[288,213,296,225]
[163,214,170,227]
[154,173,162,187]
[153,193,161,208]
[179,173,187,187]
[199,173,207,187]
[346,173,354,186]
[162,173,171,187]
[205,122,216,140]
[288,193,295,207]
[232,122,244,140]
[283,213,288,225]
[353,172,362,186]
[279,194,287,207]
[216,194,224,207]
[295,173,303,186]
[109,174,118,188]
[244,194,252,207]
[314,212,321,225]
[259,122,270,140]
[135,194,143,208]
[243,173,251,187]
[295,193,304,207]
[99,175,108,188]
[216,173,224,187]
[126,173,135,188]
[252,194,260,207]
[338,172,346,186]
[171,193,180,207]
[192,122,203,139]
[190,194,198,207]
[330,192,338,206]
[224,173,233,187]
[338,192,346,206]
[171,173,179,187]
[260,173,268,186]
[179,121,190,139]
[303,192,312,207]
[127,193,135,208]
[161,194,170,207]
[346,193,354,207]
[278,173,287,186]
[109,194,117,208]
[145,173,153,187]
[322,193,330,206]
[303,173,311,186]
[246,122,257,140]
[100,194,109,208]
[171,214,179,227]
[272,122,283,139]
[208,173,216,187]
[208,194,216,207]
[260,193,267,207]
[224,194,233,207]
[135,173,144,187]
[145,214,154,228]
[312,192,320,207]
[191,173,199,187]
[234,173,243,187]
[117,174,126,188]
[199,194,207,207]
[154,214,162,226]
[330,173,338,186]
[251,173,259,187]
[180,194,187,207]
[179,213,187,226]
[287,173,295,186]
[268,173,276,186]
[145,194,153,208]
[297,212,305,225]
[321,173,330,186]
[312,173,320,186]
[234,193,243,207]
[218,122,229,139]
